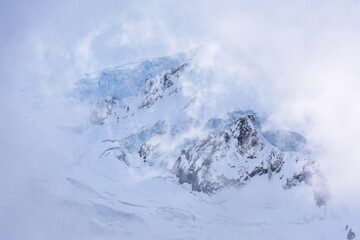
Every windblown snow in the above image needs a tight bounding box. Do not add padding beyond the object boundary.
[3,51,358,240]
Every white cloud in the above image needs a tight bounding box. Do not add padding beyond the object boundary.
[1,1,360,238]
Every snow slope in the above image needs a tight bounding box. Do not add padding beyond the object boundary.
[2,51,358,240]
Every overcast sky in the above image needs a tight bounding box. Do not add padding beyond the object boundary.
[1,0,360,216]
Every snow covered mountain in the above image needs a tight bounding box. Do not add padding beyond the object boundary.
[74,51,330,205]
[8,51,357,240]
[64,51,359,239]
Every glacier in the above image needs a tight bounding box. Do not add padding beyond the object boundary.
[1,51,358,240]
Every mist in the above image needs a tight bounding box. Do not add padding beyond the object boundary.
[1,0,360,238]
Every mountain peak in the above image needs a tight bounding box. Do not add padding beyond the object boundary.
[74,52,329,206]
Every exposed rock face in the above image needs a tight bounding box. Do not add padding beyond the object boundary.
[171,113,329,205]
[140,63,188,109]
[87,62,189,126]
[232,114,262,154]
[348,228,356,240]
[172,114,275,193]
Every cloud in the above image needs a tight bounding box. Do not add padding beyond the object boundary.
[1,0,360,238]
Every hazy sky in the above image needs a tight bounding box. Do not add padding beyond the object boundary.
[1,0,360,219]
